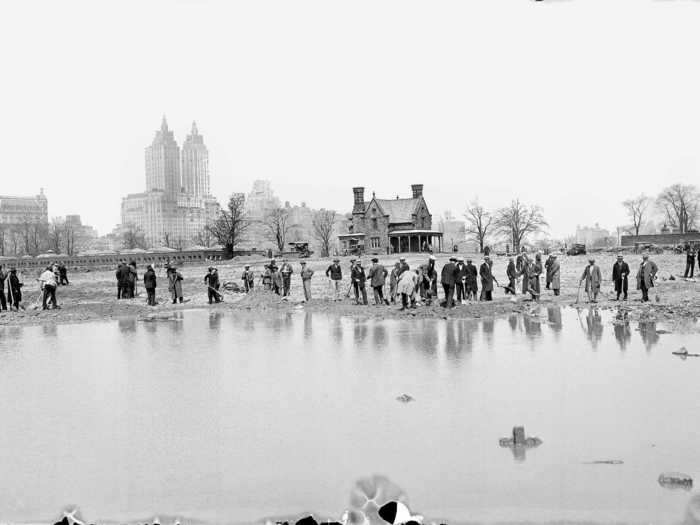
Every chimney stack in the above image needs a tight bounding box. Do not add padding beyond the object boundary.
[411,184,424,199]
[353,187,365,213]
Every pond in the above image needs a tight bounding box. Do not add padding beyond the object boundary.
[0,307,698,524]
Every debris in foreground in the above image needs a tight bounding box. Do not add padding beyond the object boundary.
[658,472,693,490]
[499,426,542,448]
[583,460,624,465]
[396,394,415,403]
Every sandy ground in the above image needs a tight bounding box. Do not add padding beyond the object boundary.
[1,252,698,327]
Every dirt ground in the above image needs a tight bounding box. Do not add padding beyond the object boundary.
[1,252,698,327]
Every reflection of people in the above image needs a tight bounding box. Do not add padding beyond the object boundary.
[613,321,631,351]
[638,321,660,351]
[585,308,604,349]
[547,305,562,332]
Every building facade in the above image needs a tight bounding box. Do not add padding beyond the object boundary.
[339,184,442,254]
[0,189,48,226]
[121,118,220,248]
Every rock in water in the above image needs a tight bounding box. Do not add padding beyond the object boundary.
[396,394,414,403]
[658,472,693,490]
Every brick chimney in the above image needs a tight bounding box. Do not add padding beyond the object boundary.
[352,187,365,213]
[411,184,423,198]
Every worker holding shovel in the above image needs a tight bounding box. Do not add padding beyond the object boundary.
[7,267,23,311]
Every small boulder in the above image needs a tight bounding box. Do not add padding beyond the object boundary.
[658,471,693,490]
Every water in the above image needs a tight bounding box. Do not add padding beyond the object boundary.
[0,307,699,524]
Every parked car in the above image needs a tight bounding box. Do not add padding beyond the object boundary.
[566,243,586,256]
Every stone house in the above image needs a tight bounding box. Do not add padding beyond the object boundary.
[339,184,443,254]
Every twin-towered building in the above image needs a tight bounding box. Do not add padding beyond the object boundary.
[121,117,220,248]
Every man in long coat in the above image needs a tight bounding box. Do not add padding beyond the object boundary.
[351,260,368,305]
[368,258,388,306]
[544,254,555,289]
[419,255,438,305]
[7,268,22,310]
[612,254,630,301]
[143,264,157,306]
[279,259,294,297]
[505,257,517,295]
[479,256,495,301]
[441,257,458,308]
[636,253,658,302]
[455,256,467,304]
[464,258,478,301]
[580,258,602,303]
[549,254,561,296]
[167,266,184,304]
[389,262,401,304]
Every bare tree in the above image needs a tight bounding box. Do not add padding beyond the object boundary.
[48,218,65,254]
[206,193,251,257]
[464,199,493,253]
[263,206,292,253]
[64,222,77,256]
[193,227,215,247]
[312,209,337,258]
[162,232,173,249]
[0,226,5,256]
[122,223,147,250]
[494,199,548,253]
[656,183,700,234]
[622,194,651,238]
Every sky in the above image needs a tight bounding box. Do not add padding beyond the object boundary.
[1,0,700,237]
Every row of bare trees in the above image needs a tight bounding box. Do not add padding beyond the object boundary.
[622,183,700,237]
[460,199,548,253]
[204,194,339,257]
[0,218,90,257]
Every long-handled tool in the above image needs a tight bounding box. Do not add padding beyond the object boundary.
[575,281,583,304]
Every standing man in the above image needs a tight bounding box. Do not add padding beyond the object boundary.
[368,258,387,306]
[530,253,543,300]
[143,264,157,306]
[0,265,7,311]
[325,258,343,301]
[280,258,294,297]
[300,261,314,301]
[351,260,368,305]
[441,256,457,308]
[127,261,138,298]
[612,254,630,301]
[58,263,69,285]
[455,256,467,305]
[636,253,658,302]
[545,254,554,290]
[204,267,222,304]
[464,257,478,301]
[115,262,124,299]
[420,255,438,305]
[479,256,495,301]
[549,254,561,296]
[389,261,401,304]
[168,265,184,304]
[241,265,255,293]
[7,267,22,311]
[398,256,410,276]
[684,245,696,278]
[39,265,58,310]
[262,264,272,291]
[580,257,602,303]
[505,256,517,295]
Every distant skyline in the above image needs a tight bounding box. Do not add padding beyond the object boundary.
[2,0,700,237]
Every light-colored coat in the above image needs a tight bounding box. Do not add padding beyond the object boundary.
[397,270,417,296]
[549,260,561,290]
[636,260,658,289]
[581,264,602,293]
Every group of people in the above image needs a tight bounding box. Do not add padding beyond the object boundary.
[578,253,658,303]
[0,265,24,311]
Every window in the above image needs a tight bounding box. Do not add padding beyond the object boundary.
[370,237,380,249]
[372,218,378,230]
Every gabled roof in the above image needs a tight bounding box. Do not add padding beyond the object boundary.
[372,198,421,224]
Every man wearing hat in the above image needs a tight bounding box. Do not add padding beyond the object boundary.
[549,254,561,296]
[441,256,458,308]
[455,256,467,305]
[420,255,438,305]
[300,261,314,301]
[398,256,410,276]
[368,257,388,305]
[143,264,157,306]
[389,261,401,304]
[636,253,658,302]
[167,264,184,304]
[351,259,368,305]
[204,267,222,304]
[325,258,343,301]
[345,258,356,298]
[579,257,602,303]
[479,255,495,301]
[279,258,294,297]
[612,254,630,301]
[7,267,22,311]
[505,256,517,295]
[241,264,255,293]
[465,257,478,301]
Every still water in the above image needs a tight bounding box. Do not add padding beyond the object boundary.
[0,307,699,524]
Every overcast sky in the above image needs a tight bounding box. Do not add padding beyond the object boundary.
[2,0,699,237]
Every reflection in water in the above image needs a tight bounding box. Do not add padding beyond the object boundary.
[547,306,562,334]
[42,324,57,338]
[303,311,312,340]
[585,309,604,350]
[353,320,368,346]
[613,322,632,351]
[523,315,541,338]
[118,318,137,333]
[508,314,518,333]
[209,312,222,331]
[372,323,387,348]
[639,322,660,352]
[331,318,343,344]
[683,493,700,525]
[481,318,495,348]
